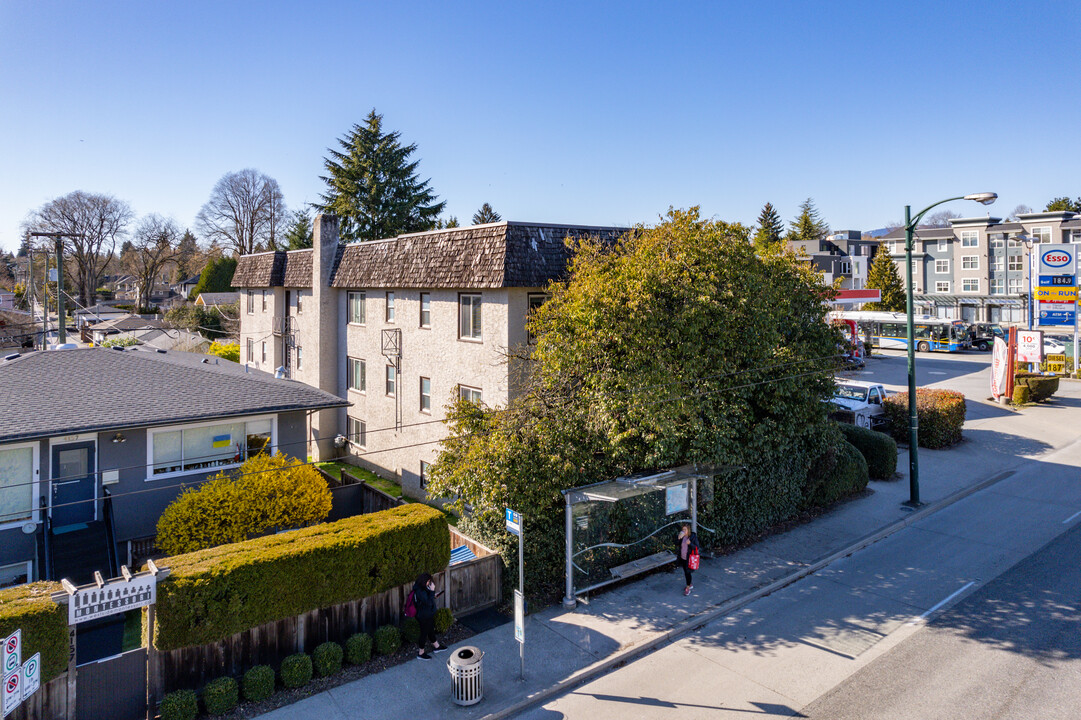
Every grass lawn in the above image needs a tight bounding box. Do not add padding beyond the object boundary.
[122,609,143,651]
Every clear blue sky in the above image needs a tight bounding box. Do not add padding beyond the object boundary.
[2,1,1078,253]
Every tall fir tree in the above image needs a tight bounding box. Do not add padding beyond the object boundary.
[753,202,785,249]
[1045,196,1081,212]
[787,198,830,245]
[317,109,446,242]
[863,248,906,312]
[284,209,314,250]
[472,203,502,225]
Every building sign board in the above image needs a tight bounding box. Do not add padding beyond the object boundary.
[1047,353,1067,374]
[67,573,157,625]
[1038,307,1076,326]
[1038,247,1077,275]
[1016,330,1043,363]
[1034,287,1077,303]
[1039,275,1075,286]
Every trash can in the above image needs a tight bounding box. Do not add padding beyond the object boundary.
[447,646,484,706]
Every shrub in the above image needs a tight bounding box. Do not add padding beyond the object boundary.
[313,641,343,677]
[0,582,67,682]
[242,665,275,702]
[102,335,138,347]
[202,676,238,716]
[280,653,312,689]
[882,389,966,449]
[207,340,240,363]
[346,633,373,665]
[805,441,868,507]
[1015,372,1059,402]
[159,689,198,720]
[400,617,421,645]
[153,504,448,651]
[434,607,454,634]
[374,625,401,656]
[838,423,898,480]
[1012,384,1032,405]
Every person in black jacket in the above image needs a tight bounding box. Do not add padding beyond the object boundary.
[413,573,447,660]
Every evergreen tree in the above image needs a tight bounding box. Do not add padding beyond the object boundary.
[1046,196,1081,212]
[317,109,446,242]
[284,209,314,250]
[436,216,460,229]
[174,230,203,281]
[190,256,238,299]
[864,248,906,312]
[787,198,829,245]
[753,202,785,249]
[472,203,501,225]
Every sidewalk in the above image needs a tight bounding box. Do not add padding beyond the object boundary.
[255,382,1081,720]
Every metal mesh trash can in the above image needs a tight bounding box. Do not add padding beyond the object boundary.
[447,646,484,706]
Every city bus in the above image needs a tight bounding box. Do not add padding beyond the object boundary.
[828,311,969,352]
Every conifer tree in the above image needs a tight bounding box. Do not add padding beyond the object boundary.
[472,203,502,225]
[864,247,906,312]
[787,198,829,245]
[284,209,313,250]
[317,110,446,242]
[753,202,785,249]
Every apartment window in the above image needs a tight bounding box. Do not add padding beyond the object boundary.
[261,290,267,311]
[386,365,396,396]
[347,417,366,448]
[459,294,482,340]
[420,461,430,489]
[347,292,366,324]
[1071,230,1081,244]
[1008,255,1023,272]
[962,279,979,293]
[935,281,950,293]
[838,261,851,274]
[527,293,548,344]
[935,259,950,274]
[296,291,303,314]
[150,417,273,477]
[295,346,303,371]
[246,338,254,362]
[990,234,1005,248]
[1032,227,1052,244]
[1008,277,1023,294]
[0,561,31,590]
[419,293,431,328]
[261,342,267,363]
[937,238,948,251]
[960,230,978,247]
[1009,235,1022,247]
[419,377,431,413]
[459,385,483,404]
[348,357,366,392]
[247,290,254,313]
[883,241,894,254]
[991,256,1004,272]
[0,443,38,527]
[990,278,1004,295]
[386,292,395,322]
[962,255,979,270]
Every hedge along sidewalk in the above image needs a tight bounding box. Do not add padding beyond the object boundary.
[0,581,67,683]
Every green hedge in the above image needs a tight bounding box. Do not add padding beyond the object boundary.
[882,389,966,449]
[839,423,898,480]
[401,617,421,645]
[152,504,449,650]
[160,689,198,720]
[313,641,343,677]
[242,665,274,702]
[374,625,401,656]
[0,582,67,682]
[805,440,868,507]
[1012,384,1031,405]
[1015,373,1059,402]
[280,653,312,688]
[202,676,238,716]
[346,633,373,664]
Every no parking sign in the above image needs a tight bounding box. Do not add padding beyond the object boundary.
[2,668,21,718]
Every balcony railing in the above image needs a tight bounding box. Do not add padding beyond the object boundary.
[272,316,296,336]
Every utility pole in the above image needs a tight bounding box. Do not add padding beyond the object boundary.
[30,232,82,346]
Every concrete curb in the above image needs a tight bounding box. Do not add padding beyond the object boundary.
[479,467,1018,720]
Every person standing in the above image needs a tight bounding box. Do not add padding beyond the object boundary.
[413,573,447,660]
[677,524,698,596]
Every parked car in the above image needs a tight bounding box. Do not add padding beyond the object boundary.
[1047,335,1075,357]
[827,380,889,429]
[967,323,1003,351]
[1044,336,1067,355]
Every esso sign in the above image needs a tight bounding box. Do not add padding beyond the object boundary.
[1042,250,1071,267]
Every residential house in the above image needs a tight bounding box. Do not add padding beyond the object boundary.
[0,346,347,588]
[175,274,202,299]
[195,291,240,308]
[88,314,165,346]
[232,216,627,498]
[74,303,128,330]
[788,230,879,290]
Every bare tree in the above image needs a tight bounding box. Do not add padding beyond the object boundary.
[923,210,961,228]
[195,169,286,256]
[128,215,181,310]
[1008,204,1033,220]
[26,191,134,307]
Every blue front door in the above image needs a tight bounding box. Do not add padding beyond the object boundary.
[51,441,96,527]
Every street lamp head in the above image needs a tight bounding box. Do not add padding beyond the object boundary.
[964,192,998,206]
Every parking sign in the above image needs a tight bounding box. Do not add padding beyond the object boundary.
[2,669,21,717]
[2,631,18,677]
[21,654,39,701]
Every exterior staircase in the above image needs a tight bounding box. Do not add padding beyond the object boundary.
[50,521,114,585]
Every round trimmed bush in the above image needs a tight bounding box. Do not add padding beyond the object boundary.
[434,607,454,634]
[159,689,198,720]
[242,665,275,702]
[401,617,421,644]
[346,633,373,665]
[203,676,238,716]
[374,624,401,656]
[838,423,898,480]
[1012,384,1031,405]
[280,653,313,689]
[313,641,343,677]
[806,440,868,507]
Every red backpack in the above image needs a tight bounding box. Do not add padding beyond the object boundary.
[404,590,417,618]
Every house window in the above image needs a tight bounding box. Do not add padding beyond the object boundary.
[295,346,303,371]
[0,443,37,527]
[420,377,431,413]
[883,241,894,254]
[527,293,547,344]
[1009,235,1022,247]
[962,279,979,293]
[347,417,366,448]
[386,365,396,396]
[1008,255,1023,272]
[1008,277,1023,294]
[937,238,948,251]
[348,357,366,392]
[246,338,254,362]
[1071,230,1081,244]
[990,278,1004,295]
[991,256,1004,272]
[261,342,267,363]
[960,230,978,247]
[247,291,254,314]
[420,293,431,328]
[459,385,482,404]
[386,292,395,323]
[1032,227,1052,244]
[261,291,267,312]
[420,461,430,489]
[962,256,979,270]
[990,234,1005,248]
[935,281,950,293]
[935,259,950,274]
[0,561,31,590]
[149,417,274,477]
[459,294,482,340]
[296,291,303,314]
[348,292,366,325]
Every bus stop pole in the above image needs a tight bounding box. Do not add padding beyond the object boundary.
[563,492,576,609]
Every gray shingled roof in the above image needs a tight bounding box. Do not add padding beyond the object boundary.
[196,292,240,306]
[88,314,164,332]
[0,348,347,443]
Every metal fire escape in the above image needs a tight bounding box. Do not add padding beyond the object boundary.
[273,315,296,377]
[382,328,402,431]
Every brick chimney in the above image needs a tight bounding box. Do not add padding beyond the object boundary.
[309,214,340,460]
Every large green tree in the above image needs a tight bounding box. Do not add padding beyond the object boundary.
[753,202,785,249]
[429,207,843,599]
[1046,196,1081,212]
[190,256,237,299]
[863,247,906,312]
[317,110,446,242]
[472,203,501,225]
[284,209,313,250]
[787,198,829,245]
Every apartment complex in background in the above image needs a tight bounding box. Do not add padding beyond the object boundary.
[879,211,1081,324]
[232,216,627,498]
[788,230,879,290]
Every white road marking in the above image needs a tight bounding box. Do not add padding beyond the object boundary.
[1062,510,1081,525]
[916,581,977,621]
[928,371,947,375]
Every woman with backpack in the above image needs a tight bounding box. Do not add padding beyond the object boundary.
[411,573,447,660]
[677,524,699,596]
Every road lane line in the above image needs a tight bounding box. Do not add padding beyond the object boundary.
[1062,510,1081,525]
[918,581,976,620]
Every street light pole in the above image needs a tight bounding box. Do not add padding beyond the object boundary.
[903,192,997,508]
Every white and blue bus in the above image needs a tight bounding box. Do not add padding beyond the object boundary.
[829,311,969,352]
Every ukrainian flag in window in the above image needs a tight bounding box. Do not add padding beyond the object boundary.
[212,434,231,448]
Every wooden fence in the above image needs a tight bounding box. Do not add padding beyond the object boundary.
[8,674,69,720]
[446,527,503,616]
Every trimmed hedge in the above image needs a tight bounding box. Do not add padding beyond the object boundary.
[313,641,343,677]
[435,607,454,634]
[242,665,275,702]
[882,389,966,449]
[838,423,898,480]
[152,504,449,650]
[374,625,401,656]
[0,582,67,682]
[346,633,373,665]
[401,617,421,645]
[805,440,868,507]
[160,689,198,720]
[1012,384,1031,405]
[280,653,312,688]
[1015,373,1059,402]
[203,676,238,716]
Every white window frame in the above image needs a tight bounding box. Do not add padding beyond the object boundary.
[1008,277,1024,294]
[347,357,366,393]
[145,414,277,481]
[246,338,254,362]
[990,235,1005,249]
[1032,227,1052,244]
[420,376,431,413]
[386,292,395,323]
[990,278,1004,295]
[991,256,1004,272]
[261,341,267,363]
[348,292,366,325]
[937,238,948,251]
[459,385,483,404]
[246,290,254,314]
[961,255,979,270]
[296,290,303,314]
[459,293,482,341]
[1008,255,1023,272]
[295,346,303,371]
[386,365,396,396]
[935,281,950,293]
[420,461,430,489]
[961,278,980,293]
[0,441,40,530]
[838,261,851,274]
[960,230,978,247]
[935,259,950,274]
[419,292,431,328]
[347,417,366,449]
[1071,230,1081,244]
[0,561,32,590]
[261,290,267,312]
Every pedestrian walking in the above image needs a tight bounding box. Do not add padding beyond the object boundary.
[677,524,699,596]
[412,573,447,660]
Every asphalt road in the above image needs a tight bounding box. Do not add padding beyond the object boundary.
[841,348,993,401]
